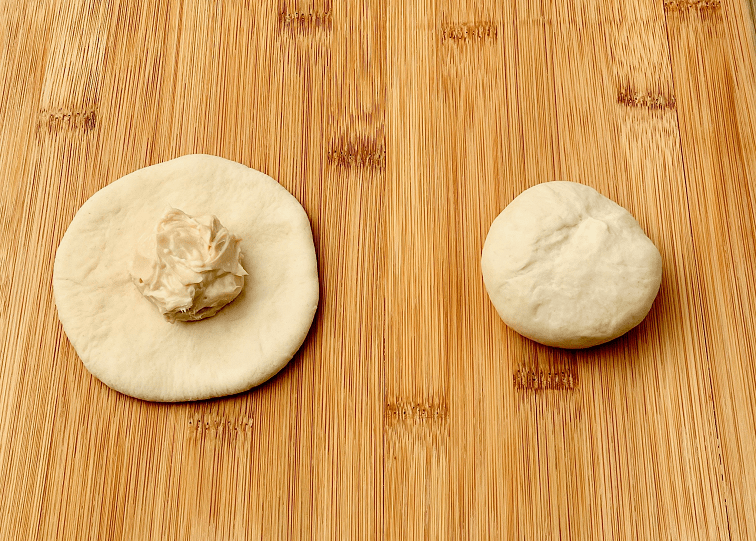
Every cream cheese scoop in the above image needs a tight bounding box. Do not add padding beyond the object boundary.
[131,208,247,323]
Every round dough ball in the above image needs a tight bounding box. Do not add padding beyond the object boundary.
[53,155,319,401]
[481,181,661,349]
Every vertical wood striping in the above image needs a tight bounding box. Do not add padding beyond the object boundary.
[0,0,754,538]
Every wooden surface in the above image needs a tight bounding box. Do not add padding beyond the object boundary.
[1,0,755,538]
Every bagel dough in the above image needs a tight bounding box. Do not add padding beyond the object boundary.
[53,155,319,401]
[481,181,661,349]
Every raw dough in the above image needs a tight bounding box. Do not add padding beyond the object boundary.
[481,181,661,349]
[53,155,319,401]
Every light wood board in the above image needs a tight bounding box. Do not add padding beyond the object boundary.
[1,0,755,538]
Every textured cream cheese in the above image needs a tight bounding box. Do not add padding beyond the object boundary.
[131,208,247,323]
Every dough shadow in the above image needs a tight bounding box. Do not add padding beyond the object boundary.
[570,299,665,369]
[195,296,322,405]
[512,291,666,392]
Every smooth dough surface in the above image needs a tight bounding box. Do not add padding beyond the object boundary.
[53,154,319,401]
[481,181,661,349]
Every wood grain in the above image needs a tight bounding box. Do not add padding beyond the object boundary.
[0,0,754,539]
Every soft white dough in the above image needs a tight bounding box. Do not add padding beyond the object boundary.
[53,155,319,401]
[481,181,662,349]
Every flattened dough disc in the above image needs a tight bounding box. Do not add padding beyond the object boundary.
[481,181,662,349]
[53,154,319,401]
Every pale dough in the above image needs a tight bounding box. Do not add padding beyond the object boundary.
[53,155,319,401]
[481,181,662,349]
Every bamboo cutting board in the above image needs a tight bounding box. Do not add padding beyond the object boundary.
[1,0,755,538]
